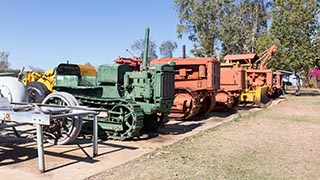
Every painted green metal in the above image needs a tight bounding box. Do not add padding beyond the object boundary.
[53,28,175,140]
[142,27,149,71]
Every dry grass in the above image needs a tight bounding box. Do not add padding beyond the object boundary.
[86,88,320,180]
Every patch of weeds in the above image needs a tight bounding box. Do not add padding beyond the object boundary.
[234,110,261,121]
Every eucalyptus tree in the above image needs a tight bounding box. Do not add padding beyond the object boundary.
[131,38,158,61]
[219,0,271,54]
[159,40,178,58]
[270,0,320,89]
[174,0,228,57]
[174,0,271,57]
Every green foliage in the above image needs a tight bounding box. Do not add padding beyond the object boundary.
[219,0,271,55]
[174,0,226,57]
[270,0,319,76]
[174,0,271,56]
[255,32,281,69]
[159,40,178,58]
[174,0,319,87]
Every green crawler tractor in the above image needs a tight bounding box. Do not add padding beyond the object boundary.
[25,28,175,144]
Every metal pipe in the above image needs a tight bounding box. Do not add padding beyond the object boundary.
[93,114,98,157]
[142,27,150,71]
[36,124,45,173]
[182,45,186,58]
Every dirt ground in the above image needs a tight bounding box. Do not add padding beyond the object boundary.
[1,88,319,180]
[0,98,255,180]
[86,88,320,180]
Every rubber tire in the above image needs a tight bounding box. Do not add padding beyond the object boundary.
[26,82,50,103]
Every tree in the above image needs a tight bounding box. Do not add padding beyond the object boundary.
[174,0,228,57]
[159,40,178,58]
[85,62,93,66]
[219,0,271,55]
[174,0,271,56]
[131,38,158,61]
[0,51,10,71]
[270,0,319,89]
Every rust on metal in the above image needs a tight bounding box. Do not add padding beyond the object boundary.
[222,44,281,105]
[150,56,220,120]
[114,56,142,71]
[215,63,245,110]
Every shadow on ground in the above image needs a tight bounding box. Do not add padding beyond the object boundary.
[159,121,203,135]
[0,133,140,173]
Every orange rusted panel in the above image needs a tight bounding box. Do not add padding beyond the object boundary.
[246,69,273,90]
[224,54,259,67]
[220,63,245,91]
[215,63,245,110]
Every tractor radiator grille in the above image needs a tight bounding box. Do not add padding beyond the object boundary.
[214,63,221,89]
[161,73,175,98]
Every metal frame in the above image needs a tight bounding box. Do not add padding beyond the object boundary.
[0,99,99,173]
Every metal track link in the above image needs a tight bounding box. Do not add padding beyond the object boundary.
[75,96,145,140]
[107,102,145,140]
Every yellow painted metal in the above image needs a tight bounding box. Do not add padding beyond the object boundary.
[239,69,270,105]
[77,64,97,76]
[220,63,233,67]
[23,69,56,92]
[240,86,269,105]
[220,62,241,68]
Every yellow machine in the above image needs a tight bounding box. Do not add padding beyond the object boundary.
[23,69,55,91]
[240,86,270,106]
[224,45,277,106]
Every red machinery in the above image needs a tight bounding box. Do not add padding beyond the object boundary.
[224,45,280,105]
[150,57,220,119]
[114,56,142,71]
[254,45,282,98]
[215,62,245,110]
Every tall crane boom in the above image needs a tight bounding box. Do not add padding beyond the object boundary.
[255,45,277,70]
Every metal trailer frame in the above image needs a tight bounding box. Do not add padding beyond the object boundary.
[0,98,100,173]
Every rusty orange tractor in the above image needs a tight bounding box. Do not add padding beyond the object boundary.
[224,45,280,106]
[150,57,220,120]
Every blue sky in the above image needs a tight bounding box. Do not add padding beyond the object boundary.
[0,0,193,70]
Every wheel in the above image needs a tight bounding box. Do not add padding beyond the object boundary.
[199,96,215,113]
[215,90,233,111]
[42,92,83,145]
[170,90,201,120]
[26,82,50,103]
[108,104,143,140]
